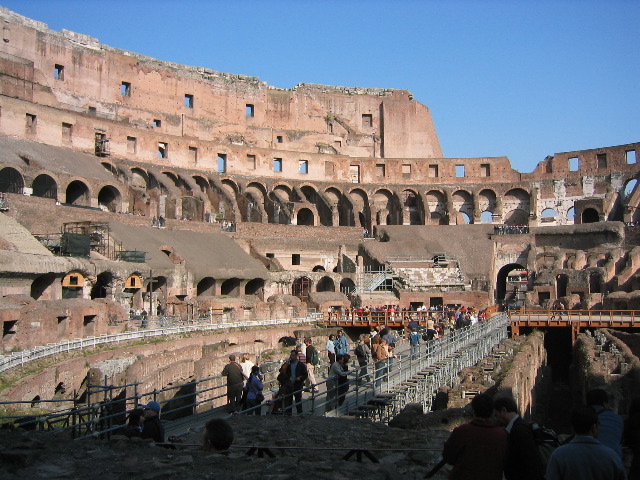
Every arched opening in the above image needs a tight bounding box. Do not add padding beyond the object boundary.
[567,207,576,223]
[316,276,336,292]
[624,178,638,199]
[197,277,216,296]
[221,278,241,296]
[556,274,569,298]
[0,167,24,193]
[90,272,112,299]
[245,278,264,297]
[65,180,90,206]
[31,273,56,300]
[582,208,599,223]
[541,208,557,224]
[504,209,529,225]
[297,208,314,226]
[62,271,85,299]
[340,278,356,295]
[98,185,120,212]
[32,174,58,200]
[312,265,325,272]
[401,190,422,225]
[292,276,311,302]
[426,190,447,225]
[496,263,527,308]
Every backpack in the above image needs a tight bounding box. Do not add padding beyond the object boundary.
[308,346,320,366]
[530,422,561,471]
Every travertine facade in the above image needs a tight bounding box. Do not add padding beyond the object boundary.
[0,7,639,353]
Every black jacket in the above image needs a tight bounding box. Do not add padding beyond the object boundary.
[504,416,544,480]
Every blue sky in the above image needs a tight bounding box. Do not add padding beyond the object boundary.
[2,0,638,173]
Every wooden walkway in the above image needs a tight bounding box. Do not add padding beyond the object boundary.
[509,309,640,342]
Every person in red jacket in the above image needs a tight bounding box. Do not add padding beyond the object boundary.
[442,394,507,480]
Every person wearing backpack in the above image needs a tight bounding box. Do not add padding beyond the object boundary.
[493,396,545,480]
[304,337,320,393]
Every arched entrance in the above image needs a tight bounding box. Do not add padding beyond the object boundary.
[582,208,599,223]
[0,167,24,193]
[496,263,527,308]
[32,174,58,200]
[292,276,311,303]
[297,208,314,226]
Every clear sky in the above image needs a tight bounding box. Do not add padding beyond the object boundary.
[2,0,638,173]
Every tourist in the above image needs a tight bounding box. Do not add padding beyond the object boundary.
[381,328,398,370]
[202,418,234,454]
[277,350,308,415]
[295,344,306,363]
[546,405,625,480]
[408,327,420,359]
[442,393,507,480]
[326,353,348,411]
[244,365,264,415]
[221,354,245,413]
[372,337,390,388]
[239,353,254,379]
[354,334,371,385]
[334,330,349,356]
[122,408,144,438]
[304,337,320,393]
[337,353,351,407]
[586,388,624,460]
[140,401,164,443]
[326,334,336,365]
[492,396,544,480]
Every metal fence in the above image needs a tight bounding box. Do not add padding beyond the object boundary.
[0,314,510,438]
[0,314,319,375]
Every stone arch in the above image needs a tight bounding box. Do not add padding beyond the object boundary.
[556,273,569,298]
[401,189,423,225]
[504,188,531,224]
[541,208,558,225]
[426,190,447,225]
[245,278,265,297]
[62,270,86,299]
[324,187,343,226]
[582,208,599,223]
[197,277,216,296]
[90,271,113,299]
[316,276,336,292]
[300,185,318,204]
[312,265,325,272]
[297,207,314,226]
[478,189,497,217]
[221,278,241,296]
[221,178,240,198]
[98,185,121,212]
[32,173,58,200]
[270,184,294,224]
[340,278,356,295]
[496,262,526,305]
[101,161,120,178]
[373,188,396,225]
[0,166,24,193]
[481,211,494,223]
[292,276,311,302]
[244,182,267,223]
[65,179,90,206]
[31,272,57,300]
[452,190,473,224]
[567,207,576,224]
[623,178,638,199]
[348,188,370,229]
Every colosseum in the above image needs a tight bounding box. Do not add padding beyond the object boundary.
[0,7,639,408]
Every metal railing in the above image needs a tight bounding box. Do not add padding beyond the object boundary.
[0,314,318,375]
[0,314,510,437]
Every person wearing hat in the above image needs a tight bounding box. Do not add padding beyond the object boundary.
[140,400,164,443]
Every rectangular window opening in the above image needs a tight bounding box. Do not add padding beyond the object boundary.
[62,122,72,141]
[481,163,491,177]
[246,104,254,117]
[429,164,439,177]
[54,64,64,80]
[455,164,465,177]
[376,164,385,177]
[3,320,17,338]
[88,106,97,116]
[121,81,131,97]
[158,142,168,159]
[184,94,194,108]
[153,119,161,128]
[292,254,300,266]
[402,164,411,175]
[569,156,579,171]
[127,136,137,154]
[276,135,283,143]
[334,140,342,148]
[266,253,274,258]
[362,113,373,128]
[26,113,36,134]
[247,154,256,170]
[299,160,308,174]
[218,153,227,173]
[596,153,607,169]
[273,158,282,172]
[189,146,198,164]
[627,150,637,165]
